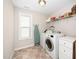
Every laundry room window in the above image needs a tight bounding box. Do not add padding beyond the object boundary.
[19,12,32,40]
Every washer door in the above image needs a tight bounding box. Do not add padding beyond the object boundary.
[45,38,54,51]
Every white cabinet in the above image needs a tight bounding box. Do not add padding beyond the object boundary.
[59,36,75,59]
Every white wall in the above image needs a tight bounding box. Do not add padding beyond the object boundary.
[3,0,14,59]
[14,8,48,50]
[49,3,76,36]
[53,16,76,36]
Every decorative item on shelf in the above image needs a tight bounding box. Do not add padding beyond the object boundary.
[46,4,76,22]
[59,15,64,19]
[56,17,60,21]
[63,12,69,17]
[46,18,51,23]
[68,12,73,17]
[50,16,56,21]
[71,4,76,15]
[63,5,75,17]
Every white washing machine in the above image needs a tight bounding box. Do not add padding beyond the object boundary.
[44,33,63,59]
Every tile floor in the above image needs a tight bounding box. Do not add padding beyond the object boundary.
[13,46,52,59]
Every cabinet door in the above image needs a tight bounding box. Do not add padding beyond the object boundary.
[59,39,73,49]
[59,45,72,59]
[59,53,72,59]
[59,45,64,59]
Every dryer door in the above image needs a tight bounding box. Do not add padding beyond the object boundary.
[45,38,54,51]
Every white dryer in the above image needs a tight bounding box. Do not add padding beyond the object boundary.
[44,33,63,59]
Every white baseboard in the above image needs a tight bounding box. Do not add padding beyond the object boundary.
[14,43,34,51]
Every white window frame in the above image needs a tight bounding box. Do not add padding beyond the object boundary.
[18,12,32,40]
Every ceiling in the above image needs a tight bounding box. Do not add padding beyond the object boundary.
[12,0,75,16]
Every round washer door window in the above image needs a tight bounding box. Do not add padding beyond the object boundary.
[45,38,54,51]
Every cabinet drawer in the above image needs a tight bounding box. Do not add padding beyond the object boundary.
[59,53,72,59]
[59,39,73,48]
[59,45,72,57]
